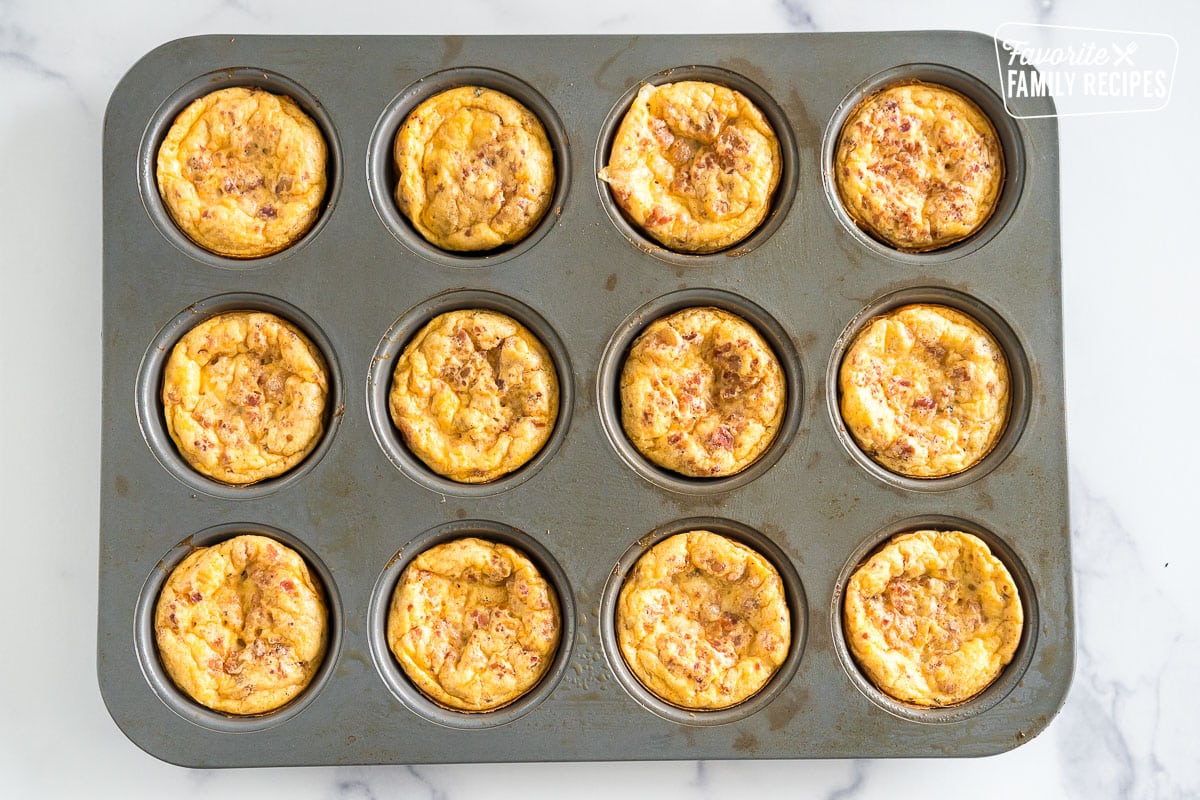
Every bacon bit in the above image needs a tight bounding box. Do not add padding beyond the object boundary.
[257,205,277,220]
[862,632,869,639]
[913,396,935,410]
[280,579,295,591]
[649,117,674,146]
[644,205,673,227]
[709,426,734,451]
[668,138,695,166]
[189,591,202,603]
[899,119,912,133]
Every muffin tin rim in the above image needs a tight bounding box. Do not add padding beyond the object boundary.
[365,518,578,729]
[133,291,346,500]
[596,515,809,726]
[132,522,345,733]
[592,63,801,266]
[365,287,576,498]
[136,66,345,269]
[828,513,1040,724]
[365,65,572,268]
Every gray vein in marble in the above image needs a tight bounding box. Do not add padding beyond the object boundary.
[825,759,867,800]
[1057,668,1135,798]
[777,0,818,31]
[1147,637,1183,792]
[0,15,66,83]
[0,15,91,114]
[598,12,633,29]
[333,779,377,800]
[1059,470,1200,799]
[1034,0,1055,24]
[403,766,449,800]
[0,48,65,81]
[222,0,258,15]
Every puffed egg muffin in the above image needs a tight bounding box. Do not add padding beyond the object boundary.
[834,82,1003,251]
[387,537,561,712]
[394,86,555,251]
[844,530,1023,707]
[161,310,329,485]
[600,81,782,253]
[389,308,558,483]
[154,534,329,715]
[156,86,328,258]
[616,530,790,710]
[620,306,785,478]
[838,304,1009,478]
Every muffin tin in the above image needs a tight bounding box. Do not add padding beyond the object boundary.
[99,32,1072,766]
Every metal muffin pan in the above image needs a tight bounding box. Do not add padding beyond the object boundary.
[99,32,1071,766]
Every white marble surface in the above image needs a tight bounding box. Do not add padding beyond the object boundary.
[2,0,1198,797]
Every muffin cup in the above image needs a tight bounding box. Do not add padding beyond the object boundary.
[366,520,575,729]
[367,67,571,267]
[594,65,799,266]
[138,67,343,269]
[133,522,343,732]
[597,288,803,494]
[825,285,1031,492]
[820,63,1025,263]
[830,515,1038,723]
[135,292,345,499]
[366,289,574,497]
[598,517,807,726]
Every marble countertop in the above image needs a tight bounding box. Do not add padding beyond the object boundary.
[2,0,1197,797]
